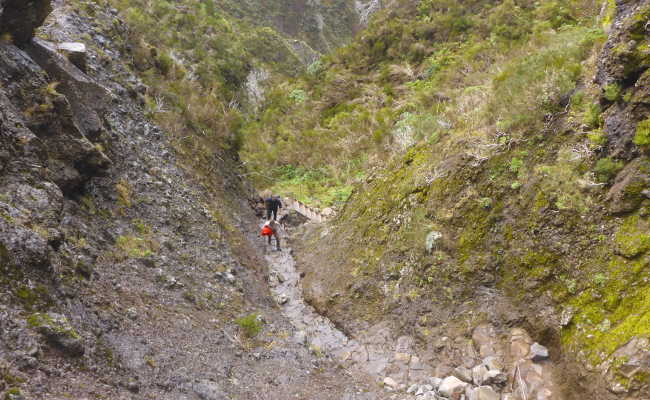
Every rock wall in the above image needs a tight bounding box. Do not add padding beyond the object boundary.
[292,1,650,399]
[0,0,52,45]
[0,2,380,399]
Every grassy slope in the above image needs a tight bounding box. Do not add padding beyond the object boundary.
[246,0,649,392]
[75,0,357,187]
[241,0,621,207]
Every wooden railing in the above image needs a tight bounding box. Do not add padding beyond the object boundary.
[282,197,330,223]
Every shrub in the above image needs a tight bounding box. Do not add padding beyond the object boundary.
[603,83,621,101]
[634,118,650,147]
[235,313,262,338]
[289,89,307,103]
[509,157,524,174]
[155,52,174,76]
[594,157,624,182]
[584,103,603,128]
[307,60,323,75]
[587,129,607,147]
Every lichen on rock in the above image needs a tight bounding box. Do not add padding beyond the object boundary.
[27,312,84,356]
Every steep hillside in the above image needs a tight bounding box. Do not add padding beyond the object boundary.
[0,1,386,399]
[241,0,650,398]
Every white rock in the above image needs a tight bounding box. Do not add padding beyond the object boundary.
[466,386,477,400]
[276,293,289,305]
[482,356,503,371]
[453,366,473,382]
[57,42,87,71]
[472,364,488,385]
[474,386,500,400]
[383,377,399,390]
[415,384,433,396]
[438,376,469,398]
[428,377,442,388]
[407,384,419,394]
[530,343,549,362]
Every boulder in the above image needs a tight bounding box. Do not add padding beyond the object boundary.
[438,376,468,398]
[472,324,498,357]
[57,42,87,71]
[27,312,84,356]
[27,38,111,140]
[0,0,52,45]
[606,158,649,214]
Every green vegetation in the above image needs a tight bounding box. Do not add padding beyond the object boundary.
[603,82,622,101]
[241,0,605,206]
[114,235,158,260]
[27,312,81,340]
[635,118,650,147]
[594,157,624,183]
[235,313,263,338]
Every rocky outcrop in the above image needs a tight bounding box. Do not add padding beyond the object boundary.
[597,0,650,159]
[0,2,387,399]
[0,40,111,196]
[0,0,53,45]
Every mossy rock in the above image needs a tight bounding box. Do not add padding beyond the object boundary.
[615,215,650,258]
[27,312,84,356]
[606,157,650,214]
[4,387,24,400]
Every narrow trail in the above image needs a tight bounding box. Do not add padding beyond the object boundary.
[266,247,355,356]
[263,202,360,360]
[261,209,411,394]
[261,207,563,400]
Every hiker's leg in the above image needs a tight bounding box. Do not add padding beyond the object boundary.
[272,209,277,220]
[275,234,281,250]
[267,235,271,245]
[266,208,272,220]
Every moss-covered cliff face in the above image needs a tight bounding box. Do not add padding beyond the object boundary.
[286,0,649,398]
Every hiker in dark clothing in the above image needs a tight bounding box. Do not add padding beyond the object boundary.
[264,195,282,220]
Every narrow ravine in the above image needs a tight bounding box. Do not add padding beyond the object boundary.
[266,243,357,357]
[264,214,563,400]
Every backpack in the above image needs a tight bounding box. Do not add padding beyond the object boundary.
[261,225,273,236]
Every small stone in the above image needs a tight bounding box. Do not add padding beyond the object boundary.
[438,376,468,398]
[483,369,507,386]
[407,384,419,394]
[428,376,442,388]
[474,386,499,400]
[609,382,627,394]
[482,356,503,371]
[530,343,549,362]
[472,364,488,385]
[126,378,140,393]
[126,307,138,320]
[383,377,399,390]
[276,293,289,305]
[453,366,473,382]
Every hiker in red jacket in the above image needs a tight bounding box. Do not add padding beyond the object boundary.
[261,219,281,251]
